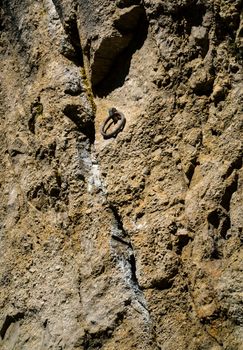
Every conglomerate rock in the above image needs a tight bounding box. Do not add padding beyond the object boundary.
[0,0,242,349]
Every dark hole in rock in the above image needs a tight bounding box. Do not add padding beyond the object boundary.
[169,222,178,234]
[55,172,62,188]
[136,211,144,219]
[83,120,95,144]
[0,312,25,339]
[208,209,220,229]
[199,308,221,325]
[175,234,191,254]
[211,129,221,136]
[8,148,24,157]
[239,228,243,243]
[64,81,83,96]
[124,298,132,306]
[185,160,199,184]
[28,115,36,134]
[49,187,60,197]
[93,6,148,97]
[211,247,223,260]
[193,76,214,96]
[151,278,173,291]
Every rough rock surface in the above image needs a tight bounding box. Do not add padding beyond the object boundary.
[0,0,242,349]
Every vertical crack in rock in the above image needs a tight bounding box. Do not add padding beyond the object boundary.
[223,154,242,179]
[109,204,139,284]
[129,253,139,286]
[80,151,155,347]
[108,203,149,315]
[88,158,148,304]
[109,203,129,237]
[52,0,84,65]
[108,204,143,292]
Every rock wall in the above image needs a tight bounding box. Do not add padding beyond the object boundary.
[0,0,242,349]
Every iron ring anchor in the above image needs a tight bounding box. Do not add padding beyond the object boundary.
[100,108,126,139]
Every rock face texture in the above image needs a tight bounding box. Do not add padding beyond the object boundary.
[0,0,242,349]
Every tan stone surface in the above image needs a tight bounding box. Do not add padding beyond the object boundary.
[0,0,242,349]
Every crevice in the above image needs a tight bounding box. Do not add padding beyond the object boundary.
[151,279,173,291]
[111,234,132,248]
[211,129,221,136]
[221,173,238,211]
[193,76,215,96]
[223,155,242,179]
[52,0,83,66]
[8,149,24,157]
[109,204,141,290]
[109,203,127,236]
[174,233,192,255]
[81,120,95,144]
[63,15,84,66]
[129,253,139,286]
[208,209,221,229]
[0,312,25,339]
[94,5,148,96]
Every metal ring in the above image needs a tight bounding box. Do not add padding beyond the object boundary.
[100,111,126,139]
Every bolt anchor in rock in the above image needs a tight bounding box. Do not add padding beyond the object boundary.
[100,108,126,139]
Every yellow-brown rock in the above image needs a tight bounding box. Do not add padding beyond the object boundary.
[0,0,242,349]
